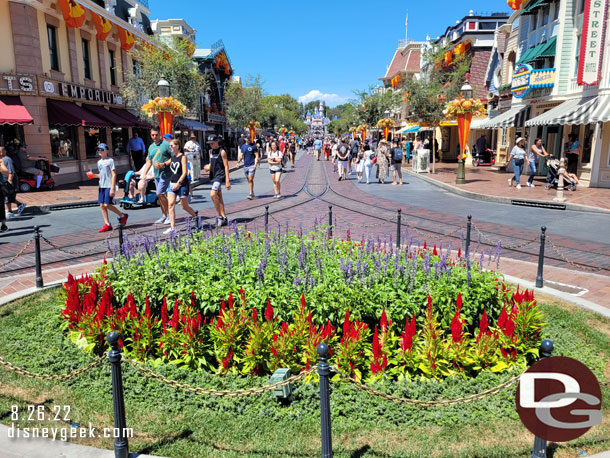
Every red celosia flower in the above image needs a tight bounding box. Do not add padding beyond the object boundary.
[145,297,151,320]
[161,297,168,328]
[424,241,427,250]
[171,299,179,330]
[427,295,433,317]
[191,291,196,308]
[228,292,235,309]
[372,325,381,359]
[264,299,274,322]
[240,286,245,306]
[451,309,463,344]
[477,310,490,343]
[497,306,508,330]
[458,248,461,258]
[300,293,306,312]
[252,308,258,323]
[222,349,233,369]
[380,309,388,333]
[456,293,462,313]
[433,244,438,256]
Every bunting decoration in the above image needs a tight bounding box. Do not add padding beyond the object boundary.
[57,0,86,28]
[118,27,136,52]
[90,11,113,41]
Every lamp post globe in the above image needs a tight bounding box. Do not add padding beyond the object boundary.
[384,109,390,119]
[460,81,473,100]
[157,77,170,98]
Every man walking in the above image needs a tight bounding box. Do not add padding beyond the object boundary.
[390,139,404,185]
[141,128,172,224]
[0,146,26,218]
[313,137,322,160]
[336,138,350,181]
[184,133,202,184]
[204,135,231,227]
[239,137,260,200]
[127,131,146,170]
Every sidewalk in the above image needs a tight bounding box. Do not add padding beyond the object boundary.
[404,162,610,213]
[13,160,241,212]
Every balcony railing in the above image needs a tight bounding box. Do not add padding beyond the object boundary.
[569,78,599,93]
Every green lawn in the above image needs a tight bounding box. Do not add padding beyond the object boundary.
[0,289,608,458]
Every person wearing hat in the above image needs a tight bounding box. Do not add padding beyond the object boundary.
[390,138,404,185]
[87,143,128,232]
[203,135,230,227]
[184,133,202,186]
[141,128,173,224]
[16,143,45,188]
[163,133,173,141]
[506,137,527,189]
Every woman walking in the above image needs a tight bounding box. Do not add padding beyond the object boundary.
[565,133,581,176]
[363,143,375,184]
[268,141,284,199]
[376,140,390,184]
[527,138,551,188]
[506,137,527,189]
[165,139,198,234]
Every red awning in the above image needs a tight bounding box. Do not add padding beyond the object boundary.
[109,108,152,129]
[47,99,111,128]
[0,96,34,125]
[82,104,132,128]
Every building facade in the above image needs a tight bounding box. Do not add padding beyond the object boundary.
[0,0,157,185]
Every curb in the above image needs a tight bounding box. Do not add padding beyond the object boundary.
[20,163,244,214]
[404,168,610,215]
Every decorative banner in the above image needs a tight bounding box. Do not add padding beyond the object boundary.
[249,128,255,144]
[157,112,174,137]
[361,129,366,143]
[444,50,453,66]
[57,0,86,28]
[90,11,112,41]
[577,0,608,86]
[118,27,136,52]
[507,0,524,10]
[456,113,472,160]
[383,126,389,139]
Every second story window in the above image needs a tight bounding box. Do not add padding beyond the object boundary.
[47,25,60,72]
[82,39,91,80]
[541,5,550,26]
[109,50,116,86]
[132,60,141,77]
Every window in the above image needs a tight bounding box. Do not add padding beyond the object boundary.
[501,127,507,146]
[574,34,581,77]
[82,39,91,80]
[479,22,497,30]
[579,0,585,14]
[530,12,538,31]
[552,1,559,21]
[111,128,129,155]
[541,5,549,26]
[47,25,60,72]
[132,60,141,77]
[49,126,78,161]
[109,50,116,86]
[85,127,106,158]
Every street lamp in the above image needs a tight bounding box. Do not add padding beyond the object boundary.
[157,77,170,98]
[460,81,473,100]
[384,109,390,118]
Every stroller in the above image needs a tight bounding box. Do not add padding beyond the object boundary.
[544,159,577,191]
[118,170,158,209]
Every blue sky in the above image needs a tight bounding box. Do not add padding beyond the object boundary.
[149,0,511,106]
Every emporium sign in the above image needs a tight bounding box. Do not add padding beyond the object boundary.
[511,64,556,98]
[577,0,608,85]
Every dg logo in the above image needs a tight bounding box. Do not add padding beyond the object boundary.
[516,356,602,442]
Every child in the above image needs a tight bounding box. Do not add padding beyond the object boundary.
[88,144,128,232]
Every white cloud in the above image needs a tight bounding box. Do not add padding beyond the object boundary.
[298,90,346,107]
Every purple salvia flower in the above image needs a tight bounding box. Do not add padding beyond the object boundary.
[293,276,302,288]
[495,240,502,270]
[423,253,431,275]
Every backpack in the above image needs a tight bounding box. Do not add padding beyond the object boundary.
[350,144,359,156]
[392,147,403,162]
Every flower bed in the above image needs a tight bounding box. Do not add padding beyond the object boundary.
[60,228,544,381]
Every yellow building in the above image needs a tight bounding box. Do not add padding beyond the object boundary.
[0,0,155,185]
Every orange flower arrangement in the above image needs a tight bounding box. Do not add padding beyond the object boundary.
[356,124,369,132]
[246,120,261,130]
[141,96,188,116]
[443,96,486,119]
[376,118,396,128]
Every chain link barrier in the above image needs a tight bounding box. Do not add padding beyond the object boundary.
[0,355,105,381]
[124,358,316,397]
[330,365,522,406]
[545,236,610,272]
[472,224,539,250]
[41,233,113,256]
[0,237,33,268]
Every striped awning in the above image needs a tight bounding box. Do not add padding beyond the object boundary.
[525,97,596,126]
[479,105,525,129]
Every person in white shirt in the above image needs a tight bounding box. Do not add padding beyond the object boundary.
[184,134,202,184]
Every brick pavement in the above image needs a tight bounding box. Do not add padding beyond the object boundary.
[409,162,610,212]
[1,151,609,311]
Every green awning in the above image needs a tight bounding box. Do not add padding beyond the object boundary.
[521,0,550,15]
[516,37,556,65]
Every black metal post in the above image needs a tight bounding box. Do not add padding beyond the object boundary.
[465,215,472,257]
[34,226,43,288]
[264,206,269,233]
[535,226,546,288]
[396,209,401,250]
[107,332,129,458]
[532,339,554,458]
[328,206,333,238]
[317,343,333,458]
[118,224,124,251]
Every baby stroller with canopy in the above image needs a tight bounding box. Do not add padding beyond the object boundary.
[544,158,577,191]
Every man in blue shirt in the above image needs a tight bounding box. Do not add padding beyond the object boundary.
[127,131,146,170]
[239,138,260,199]
[313,138,322,161]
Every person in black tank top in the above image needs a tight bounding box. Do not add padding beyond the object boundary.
[204,135,231,227]
[164,140,197,234]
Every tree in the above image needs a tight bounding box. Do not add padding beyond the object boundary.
[402,43,471,173]
[353,86,403,129]
[224,75,263,130]
[260,94,302,131]
[121,37,207,120]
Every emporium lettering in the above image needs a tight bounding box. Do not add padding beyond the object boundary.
[59,83,119,104]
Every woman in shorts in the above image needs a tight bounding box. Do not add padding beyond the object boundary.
[268,141,284,199]
[165,139,197,234]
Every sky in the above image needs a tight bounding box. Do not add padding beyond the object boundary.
[148,0,512,107]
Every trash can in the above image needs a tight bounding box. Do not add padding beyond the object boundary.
[413,149,430,173]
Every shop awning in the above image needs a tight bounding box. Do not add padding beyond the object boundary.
[175,118,214,131]
[580,94,610,123]
[0,96,34,125]
[521,0,550,15]
[47,99,111,127]
[516,38,556,65]
[538,37,557,60]
[525,97,595,126]
[398,124,420,133]
[82,104,132,128]
[479,105,525,129]
[109,108,152,129]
